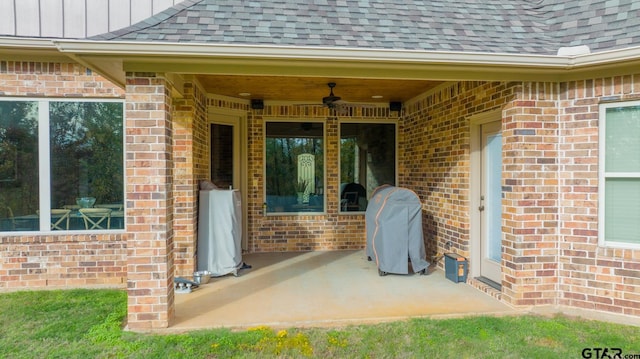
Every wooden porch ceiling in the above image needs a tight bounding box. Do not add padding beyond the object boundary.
[195,75,445,104]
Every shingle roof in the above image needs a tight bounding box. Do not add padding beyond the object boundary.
[90,0,640,55]
[548,0,640,52]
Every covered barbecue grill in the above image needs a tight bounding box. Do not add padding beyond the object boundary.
[365,185,430,276]
[197,187,244,277]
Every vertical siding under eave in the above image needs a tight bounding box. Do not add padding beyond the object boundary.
[109,0,132,33]
[40,0,64,38]
[131,0,154,24]
[86,0,109,38]
[13,0,39,37]
[63,0,86,39]
[0,0,16,35]
[0,0,182,38]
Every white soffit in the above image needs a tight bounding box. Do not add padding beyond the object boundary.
[52,41,640,85]
[4,37,640,87]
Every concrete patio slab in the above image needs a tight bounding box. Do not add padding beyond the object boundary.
[170,250,518,331]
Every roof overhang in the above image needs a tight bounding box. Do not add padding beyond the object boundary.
[52,40,574,88]
[0,37,71,62]
[4,37,640,91]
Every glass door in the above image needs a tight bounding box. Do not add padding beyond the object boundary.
[210,122,236,189]
[210,113,246,249]
[480,120,502,283]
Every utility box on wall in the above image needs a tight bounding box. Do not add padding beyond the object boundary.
[444,253,468,283]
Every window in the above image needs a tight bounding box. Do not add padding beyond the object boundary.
[339,122,396,212]
[0,99,124,232]
[0,101,39,231]
[599,101,640,248]
[265,121,324,214]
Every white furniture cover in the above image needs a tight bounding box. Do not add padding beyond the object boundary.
[198,188,243,276]
[365,185,430,275]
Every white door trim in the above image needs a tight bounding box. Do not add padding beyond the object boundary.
[469,109,502,282]
[208,108,248,250]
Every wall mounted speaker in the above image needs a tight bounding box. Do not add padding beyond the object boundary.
[389,101,402,112]
[251,99,264,109]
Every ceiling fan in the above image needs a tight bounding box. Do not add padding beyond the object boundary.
[321,82,343,108]
[299,82,373,109]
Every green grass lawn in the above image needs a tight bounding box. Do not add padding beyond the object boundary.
[0,289,639,358]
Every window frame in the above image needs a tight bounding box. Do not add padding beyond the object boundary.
[338,119,398,214]
[0,97,126,234]
[263,118,326,215]
[598,100,640,249]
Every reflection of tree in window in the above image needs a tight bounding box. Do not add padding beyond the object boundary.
[265,122,324,213]
[0,101,39,220]
[340,123,395,198]
[0,141,17,181]
[49,102,123,208]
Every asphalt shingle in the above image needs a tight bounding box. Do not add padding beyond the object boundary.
[89,0,640,55]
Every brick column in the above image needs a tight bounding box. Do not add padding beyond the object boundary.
[172,81,208,277]
[501,82,559,307]
[125,72,174,330]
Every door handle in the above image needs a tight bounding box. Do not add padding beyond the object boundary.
[478,205,485,211]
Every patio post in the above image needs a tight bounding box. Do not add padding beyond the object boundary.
[501,82,560,307]
[172,80,208,277]
[124,72,175,330]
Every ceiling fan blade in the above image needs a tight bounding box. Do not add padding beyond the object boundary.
[293,83,381,110]
[333,101,378,108]
[293,103,325,107]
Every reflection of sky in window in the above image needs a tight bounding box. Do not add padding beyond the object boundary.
[50,103,89,148]
[606,106,640,172]
[0,101,38,136]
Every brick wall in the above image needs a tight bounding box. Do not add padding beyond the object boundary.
[172,80,208,278]
[0,61,122,97]
[502,83,560,306]
[2,58,639,322]
[403,82,517,260]
[0,234,127,289]
[557,76,640,317]
[124,72,175,330]
[0,59,127,291]
[403,78,640,317]
[234,104,398,252]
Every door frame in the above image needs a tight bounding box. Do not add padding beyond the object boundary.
[208,108,248,250]
[469,109,503,284]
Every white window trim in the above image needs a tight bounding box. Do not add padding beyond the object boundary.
[598,100,640,249]
[0,97,125,234]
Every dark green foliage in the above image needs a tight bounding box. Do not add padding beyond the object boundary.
[0,101,39,216]
[49,101,124,207]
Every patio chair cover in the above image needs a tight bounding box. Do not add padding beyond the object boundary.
[365,185,430,275]
[198,188,243,277]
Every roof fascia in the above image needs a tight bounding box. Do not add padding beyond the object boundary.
[554,45,640,81]
[1,36,57,49]
[0,38,634,86]
[52,40,574,85]
[54,40,570,68]
[0,36,71,62]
